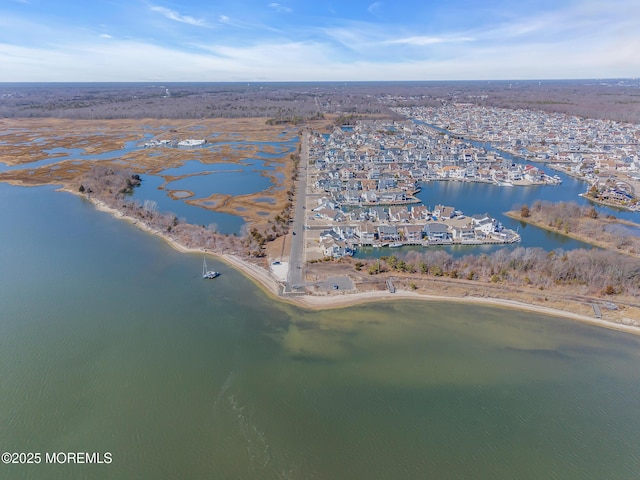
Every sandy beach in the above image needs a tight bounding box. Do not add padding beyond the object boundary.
[64,186,640,337]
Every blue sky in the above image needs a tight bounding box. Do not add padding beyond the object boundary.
[1,0,638,81]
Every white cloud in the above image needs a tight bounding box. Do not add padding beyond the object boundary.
[149,5,207,27]
[268,3,293,13]
[100,33,113,39]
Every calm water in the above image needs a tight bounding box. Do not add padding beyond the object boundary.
[2,182,640,479]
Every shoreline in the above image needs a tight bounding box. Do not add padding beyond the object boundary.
[61,186,640,337]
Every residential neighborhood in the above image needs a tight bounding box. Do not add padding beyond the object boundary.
[395,104,640,210]
[305,121,523,258]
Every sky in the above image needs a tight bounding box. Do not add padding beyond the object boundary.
[0,0,638,82]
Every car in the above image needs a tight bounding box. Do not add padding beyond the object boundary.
[292,231,296,235]
[332,284,339,290]
[272,261,281,265]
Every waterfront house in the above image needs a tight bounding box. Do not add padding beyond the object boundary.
[433,205,456,220]
[321,238,352,258]
[424,223,452,242]
[377,225,400,241]
[472,216,496,236]
[400,224,425,242]
[452,226,476,241]
[354,222,376,244]
[379,192,407,203]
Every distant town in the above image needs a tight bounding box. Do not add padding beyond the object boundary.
[397,104,640,211]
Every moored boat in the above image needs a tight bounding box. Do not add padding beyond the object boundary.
[202,258,220,279]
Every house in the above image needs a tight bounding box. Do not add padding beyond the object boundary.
[320,238,353,258]
[343,189,361,204]
[314,197,336,210]
[400,224,424,242]
[354,222,376,244]
[377,225,400,241]
[452,226,476,241]
[472,216,496,236]
[368,167,381,180]
[379,192,406,203]
[410,205,429,221]
[325,179,342,193]
[319,229,342,242]
[361,190,378,203]
[368,206,388,222]
[388,206,410,222]
[332,225,355,240]
[378,177,397,190]
[424,223,452,242]
[433,205,456,220]
[315,207,344,222]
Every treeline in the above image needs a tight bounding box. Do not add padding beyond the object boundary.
[3,82,639,122]
[266,111,324,125]
[356,247,640,297]
[0,84,395,119]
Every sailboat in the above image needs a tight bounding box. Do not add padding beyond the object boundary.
[202,258,220,279]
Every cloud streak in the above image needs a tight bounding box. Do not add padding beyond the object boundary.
[384,35,474,46]
[268,3,292,13]
[367,2,382,15]
[149,5,207,27]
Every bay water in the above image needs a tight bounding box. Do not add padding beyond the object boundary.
[1,182,640,479]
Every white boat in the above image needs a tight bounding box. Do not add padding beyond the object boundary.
[388,242,403,248]
[202,258,220,279]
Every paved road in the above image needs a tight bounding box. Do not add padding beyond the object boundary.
[285,130,309,293]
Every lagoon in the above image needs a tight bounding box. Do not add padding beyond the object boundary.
[2,182,640,479]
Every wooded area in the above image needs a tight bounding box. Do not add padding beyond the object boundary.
[2,80,639,122]
[511,201,640,257]
[354,246,640,298]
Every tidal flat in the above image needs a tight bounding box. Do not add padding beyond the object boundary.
[0,117,309,232]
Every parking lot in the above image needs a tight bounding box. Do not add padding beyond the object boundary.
[319,275,355,292]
